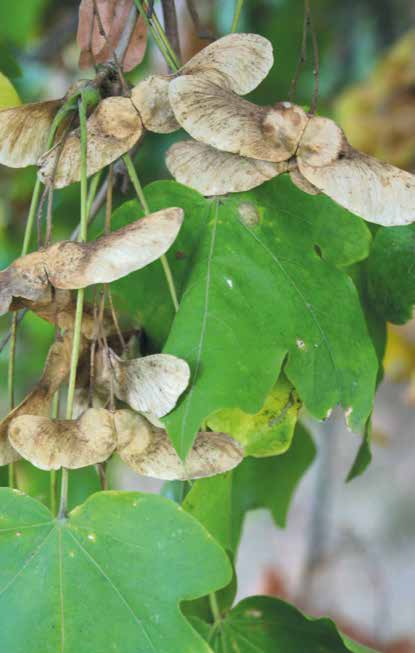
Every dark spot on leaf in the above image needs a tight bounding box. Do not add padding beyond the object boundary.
[314,244,322,258]
[175,251,186,260]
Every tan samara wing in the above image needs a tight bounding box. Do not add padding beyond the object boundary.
[181,33,273,95]
[0,335,75,466]
[115,410,244,480]
[166,140,288,195]
[169,77,306,162]
[299,149,415,226]
[0,250,50,317]
[105,351,190,418]
[131,76,180,134]
[38,97,143,188]
[0,99,63,168]
[9,408,117,470]
[45,207,183,288]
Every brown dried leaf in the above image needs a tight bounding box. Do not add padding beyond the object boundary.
[78,0,147,72]
[131,76,180,134]
[38,97,143,188]
[298,148,415,226]
[115,410,244,480]
[0,335,76,465]
[166,140,288,196]
[297,115,347,167]
[0,100,63,168]
[168,77,305,162]
[96,350,190,417]
[9,408,117,470]
[46,207,183,288]
[181,33,273,95]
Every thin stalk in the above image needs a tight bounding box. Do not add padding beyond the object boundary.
[231,0,244,32]
[161,0,181,62]
[133,1,179,71]
[86,170,102,218]
[58,95,89,519]
[50,391,60,515]
[123,154,179,312]
[209,592,221,626]
[151,5,181,68]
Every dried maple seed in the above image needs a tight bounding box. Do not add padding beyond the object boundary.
[131,33,273,135]
[0,208,183,316]
[95,349,190,418]
[38,97,143,188]
[166,140,288,196]
[0,334,77,466]
[115,410,244,480]
[0,100,65,168]
[8,408,117,471]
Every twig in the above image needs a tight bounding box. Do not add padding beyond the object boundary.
[185,0,215,41]
[123,153,180,312]
[289,0,309,103]
[161,0,181,63]
[307,0,320,114]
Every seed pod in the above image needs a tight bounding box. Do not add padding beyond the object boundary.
[115,410,244,480]
[298,148,415,226]
[166,140,288,196]
[0,334,77,465]
[0,99,64,168]
[296,115,347,168]
[38,97,143,188]
[96,349,190,418]
[9,408,117,470]
[0,208,183,317]
[168,78,306,162]
[132,33,273,134]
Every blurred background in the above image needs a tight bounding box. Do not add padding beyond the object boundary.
[1,1,415,650]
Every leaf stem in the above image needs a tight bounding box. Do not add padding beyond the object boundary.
[58,94,89,519]
[133,1,180,71]
[209,592,221,626]
[123,153,179,312]
[231,0,244,32]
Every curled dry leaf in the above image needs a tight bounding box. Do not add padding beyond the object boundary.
[96,349,190,418]
[115,410,244,480]
[0,208,183,315]
[166,140,288,196]
[298,149,415,226]
[78,0,147,72]
[132,33,273,134]
[0,99,63,167]
[38,97,143,188]
[0,335,76,465]
[9,408,117,470]
[169,78,305,162]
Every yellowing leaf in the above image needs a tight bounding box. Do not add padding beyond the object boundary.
[207,376,301,457]
[0,72,20,109]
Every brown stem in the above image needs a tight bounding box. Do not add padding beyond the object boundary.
[307,0,320,114]
[289,0,309,103]
[161,0,181,63]
[185,0,215,41]
[91,0,130,95]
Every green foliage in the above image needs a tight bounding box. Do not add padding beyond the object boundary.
[192,595,373,652]
[0,489,231,652]
[0,0,49,45]
[160,176,377,456]
[368,224,415,324]
[184,423,316,553]
[207,375,300,457]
